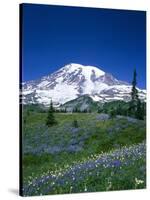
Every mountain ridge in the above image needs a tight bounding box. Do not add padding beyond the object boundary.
[21,63,146,106]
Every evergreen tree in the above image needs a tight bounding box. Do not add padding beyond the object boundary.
[110,108,116,119]
[73,107,79,113]
[129,69,139,116]
[131,69,139,101]
[72,119,79,128]
[128,68,145,120]
[142,102,146,117]
[98,107,103,113]
[46,100,57,127]
[116,104,121,115]
[83,109,87,113]
[136,99,143,120]
[88,109,91,113]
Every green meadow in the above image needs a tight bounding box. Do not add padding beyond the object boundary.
[22,109,146,196]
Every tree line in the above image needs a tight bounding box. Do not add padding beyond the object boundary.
[105,69,145,120]
[45,68,146,127]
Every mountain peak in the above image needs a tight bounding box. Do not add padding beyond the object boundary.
[22,63,146,106]
[62,63,105,77]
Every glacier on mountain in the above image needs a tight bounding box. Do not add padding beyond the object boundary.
[21,63,146,106]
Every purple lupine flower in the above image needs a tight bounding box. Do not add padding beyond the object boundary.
[112,159,121,167]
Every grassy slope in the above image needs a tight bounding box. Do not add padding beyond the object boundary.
[22,112,146,196]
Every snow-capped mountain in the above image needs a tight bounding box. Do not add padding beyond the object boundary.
[21,63,146,106]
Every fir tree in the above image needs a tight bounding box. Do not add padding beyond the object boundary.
[116,104,121,115]
[72,119,79,128]
[129,69,139,116]
[142,102,146,117]
[128,69,145,120]
[83,109,87,113]
[131,69,139,101]
[110,108,116,119]
[136,99,143,120]
[98,107,103,113]
[46,100,57,127]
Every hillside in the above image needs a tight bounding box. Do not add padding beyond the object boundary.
[22,111,146,196]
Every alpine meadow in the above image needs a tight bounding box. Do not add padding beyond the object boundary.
[20,4,146,197]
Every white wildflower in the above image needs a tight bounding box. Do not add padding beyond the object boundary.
[84,184,87,192]
[135,178,144,185]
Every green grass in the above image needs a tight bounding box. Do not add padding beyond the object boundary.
[48,158,146,194]
[22,111,146,196]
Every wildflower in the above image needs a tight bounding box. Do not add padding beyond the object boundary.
[84,184,87,192]
[135,178,144,185]
[106,180,112,191]
[70,186,73,193]
[112,159,121,167]
[51,182,55,185]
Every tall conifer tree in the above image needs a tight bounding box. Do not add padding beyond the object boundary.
[46,100,57,127]
[129,69,139,116]
[129,68,144,119]
[131,69,139,102]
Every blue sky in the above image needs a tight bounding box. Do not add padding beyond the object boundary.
[21,4,146,88]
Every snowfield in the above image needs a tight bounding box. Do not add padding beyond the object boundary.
[21,63,146,106]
